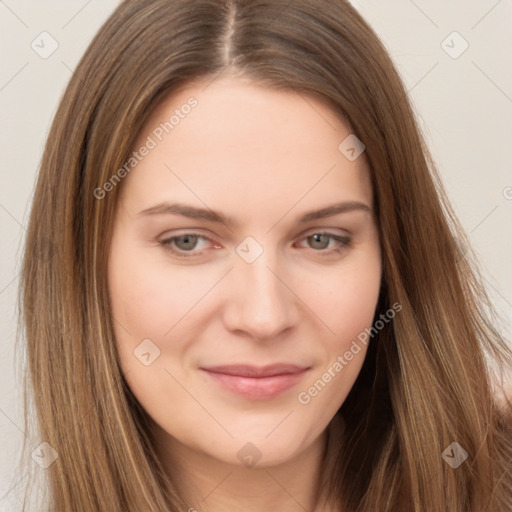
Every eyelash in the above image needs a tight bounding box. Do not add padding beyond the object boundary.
[158,232,352,258]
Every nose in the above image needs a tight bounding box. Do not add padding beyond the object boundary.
[221,250,300,342]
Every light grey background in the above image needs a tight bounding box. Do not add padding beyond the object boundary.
[1,1,511,509]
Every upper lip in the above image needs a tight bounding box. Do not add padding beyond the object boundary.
[201,364,309,378]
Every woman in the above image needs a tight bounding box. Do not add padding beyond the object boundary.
[18,0,512,510]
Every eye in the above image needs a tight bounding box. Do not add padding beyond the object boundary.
[159,233,212,257]
[295,232,351,255]
[159,231,352,258]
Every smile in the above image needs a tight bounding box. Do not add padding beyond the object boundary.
[200,364,310,400]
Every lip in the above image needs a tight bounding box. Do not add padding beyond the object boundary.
[201,364,310,400]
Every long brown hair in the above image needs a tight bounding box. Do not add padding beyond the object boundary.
[17,0,512,510]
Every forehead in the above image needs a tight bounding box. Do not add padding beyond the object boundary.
[119,77,373,219]
[136,76,350,155]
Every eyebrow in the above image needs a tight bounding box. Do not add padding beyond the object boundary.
[137,201,372,226]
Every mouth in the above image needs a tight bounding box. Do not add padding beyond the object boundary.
[200,364,310,400]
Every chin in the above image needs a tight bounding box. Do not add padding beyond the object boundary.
[204,429,315,469]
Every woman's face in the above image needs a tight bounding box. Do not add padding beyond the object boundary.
[108,76,382,468]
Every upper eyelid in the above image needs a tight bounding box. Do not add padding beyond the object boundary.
[160,225,351,240]
[160,228,349,241]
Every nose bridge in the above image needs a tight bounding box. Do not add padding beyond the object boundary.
[224,242,297,340]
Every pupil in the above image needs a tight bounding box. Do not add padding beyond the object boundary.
[177,235,197,250]
[310,234,328,249]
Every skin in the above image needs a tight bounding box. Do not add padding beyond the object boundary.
[108,76,382,512]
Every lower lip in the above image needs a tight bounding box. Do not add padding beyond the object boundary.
[202,369,308,400]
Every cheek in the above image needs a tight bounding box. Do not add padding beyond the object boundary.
[302,250,382,347]
[296,250,381,394]
[108,243,204,415]
[294,259,381,422]
[332,273,381,342]
[107,241,190,378]
[108,246,201,341]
